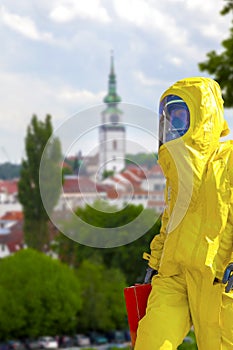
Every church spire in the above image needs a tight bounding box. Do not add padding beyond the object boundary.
[103,52,121,104]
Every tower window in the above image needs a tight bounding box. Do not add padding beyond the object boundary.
[113,140,117,150]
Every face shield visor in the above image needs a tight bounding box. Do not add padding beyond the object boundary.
[159,95,190,147]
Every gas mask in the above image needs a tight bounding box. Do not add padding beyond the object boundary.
[159,95,190,148]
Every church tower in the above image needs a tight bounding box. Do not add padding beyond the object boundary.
[99,54,126,177]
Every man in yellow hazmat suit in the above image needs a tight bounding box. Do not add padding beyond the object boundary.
[134,77,233,350]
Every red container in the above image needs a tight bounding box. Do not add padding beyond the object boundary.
[124,283,152,347]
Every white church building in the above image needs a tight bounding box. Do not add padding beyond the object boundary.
[99,54,126,177]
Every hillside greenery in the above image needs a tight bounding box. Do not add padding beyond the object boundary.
[0,162,21,179]
[0,249,82,339]
[57,201,161,285]
[0,248,128,339]
[0,153,157,180]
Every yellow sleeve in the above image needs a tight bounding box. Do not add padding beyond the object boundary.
[148,206,169,270]
[216,147,233,277]
[143,184,169,270]
[215,219,233,279]
[228,149,233,263]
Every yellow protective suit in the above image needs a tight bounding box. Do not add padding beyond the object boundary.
[135,77,233,350]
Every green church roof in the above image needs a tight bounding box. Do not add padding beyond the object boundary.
[103,53,121,104]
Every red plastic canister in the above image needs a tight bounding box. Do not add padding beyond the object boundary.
[124,283,152,347]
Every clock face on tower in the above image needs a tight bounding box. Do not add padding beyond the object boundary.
[110,114,119,124]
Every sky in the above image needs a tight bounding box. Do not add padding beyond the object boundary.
[0,0,232,163]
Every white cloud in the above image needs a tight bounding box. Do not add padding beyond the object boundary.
[59,87,106,105]
[185,0,221,14]
[0,5,53,41]
[0,0,232,162]
[167,56,183,67]
[0,69,110,162]
[50,0,111,23]
[112,0,230,59]
[0,72,63,130]
[0,71,106,132]
[200,22,229,41]
[184,0,230,42]
[134,71,167,88]
[134,71,157,87]
[113,0,188,46]
[49,5,72,23]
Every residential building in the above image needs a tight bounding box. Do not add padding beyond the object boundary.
[0,179,18,203]
[0,211,24,258]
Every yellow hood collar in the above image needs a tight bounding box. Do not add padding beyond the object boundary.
[159,77,229,155]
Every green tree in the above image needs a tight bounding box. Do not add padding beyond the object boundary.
[199,1,233,107]
[102,169,115,179]
[18,115,62,250]
[0,249,82,339]
[125,153,158,169]
[57,201,161,285]
[76,260,127,331]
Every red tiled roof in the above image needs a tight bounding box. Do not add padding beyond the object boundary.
[62,176,97,193]
[0,179,18,194]
[120,171,142,185]
[147,165,164,175]
[125,165,147,179]
[1,211,23,220]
